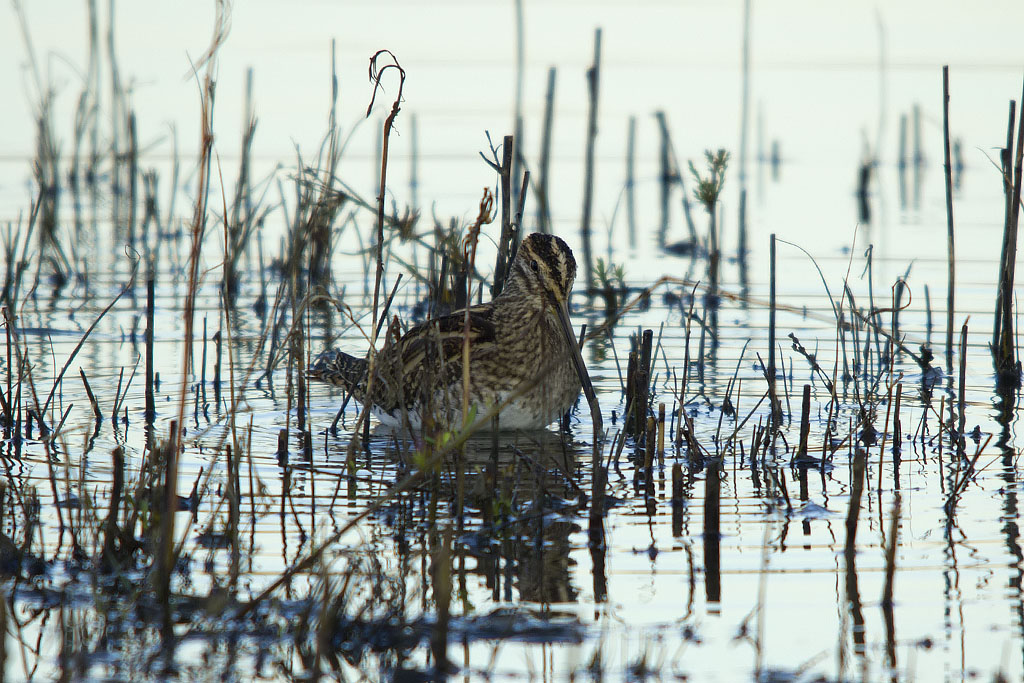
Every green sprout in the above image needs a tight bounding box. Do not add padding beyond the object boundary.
[593,257,626,291]
[688,148,730,212]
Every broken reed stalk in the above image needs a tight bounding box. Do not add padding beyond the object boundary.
[78,369,102,426]
[515,171,530,248]
[993,76,1024,386]
[536,67,556,235]
[942,66,956,371]
[100,446,124,570]
[796,384,811,460]
[627,330,654,438]
[580,27,601,293]
[993,100,1016,352]
[492,135,515,296]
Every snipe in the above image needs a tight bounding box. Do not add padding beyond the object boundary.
[309,233,591,430]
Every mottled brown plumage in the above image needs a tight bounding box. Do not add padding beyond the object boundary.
[309,233,586,429]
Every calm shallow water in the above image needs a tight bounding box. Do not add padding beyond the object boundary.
[3,2,1024,681]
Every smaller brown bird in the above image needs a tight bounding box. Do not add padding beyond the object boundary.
[309,233,590,430]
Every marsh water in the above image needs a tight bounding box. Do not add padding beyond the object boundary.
[3,2,1024,681]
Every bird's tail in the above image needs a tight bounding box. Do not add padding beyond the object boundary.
[308,349,368,393]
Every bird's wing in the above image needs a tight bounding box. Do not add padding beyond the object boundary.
[397,306,497,372]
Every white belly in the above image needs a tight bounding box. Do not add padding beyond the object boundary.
[372,397,559,431]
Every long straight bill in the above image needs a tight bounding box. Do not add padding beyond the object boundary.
[554,298,599,409]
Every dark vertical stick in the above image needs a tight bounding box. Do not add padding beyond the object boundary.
[277,427,288,463]
[228,443,240,591]
[629,330,653,437]
[796,384,811,459]
[942,66,956,372]
[892,277,905,345]
[644,416,656,481]
[657,402,666,468]
[158,421,178,643]
[0,573,6,674]
[846,448,865,546]
[768,234,781,426]
[957,323,967,460]
[212,327,222,405]
[924,283,933,340]
[145,271,155,428]
[101,446,124,569]
[3,306,11,433]
[536,67,556,235]
[703,459,722,606]
[671,462,684,536]
[200,316,208,409]
[128,112,138,249]
[580,28,601,293]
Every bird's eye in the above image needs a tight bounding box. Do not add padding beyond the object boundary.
[530,259,539,272]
